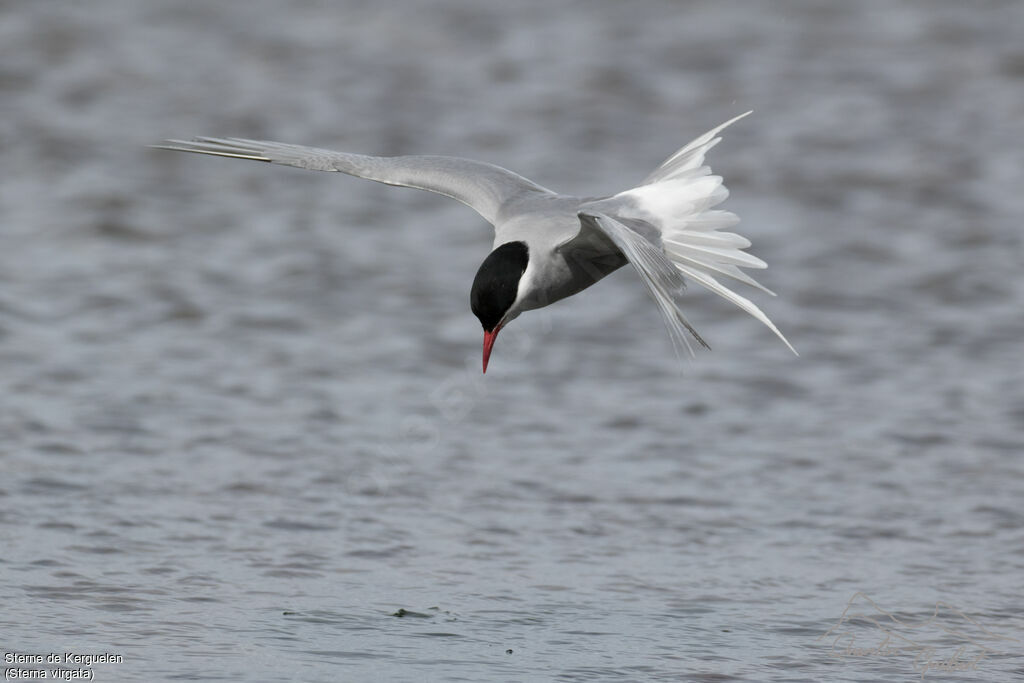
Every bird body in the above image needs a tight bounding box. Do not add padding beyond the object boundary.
[493,195,616,310]
[155,112,794,372]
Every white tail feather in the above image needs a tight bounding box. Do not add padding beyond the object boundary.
[675,264,796,355]
[594,112,795,353]
[642,111,752,185]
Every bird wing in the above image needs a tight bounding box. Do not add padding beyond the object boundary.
[569,211,710,358]
[152,137,553,225]
[569,211,796,358]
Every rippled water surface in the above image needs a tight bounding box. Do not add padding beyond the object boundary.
[2,1,1023,680]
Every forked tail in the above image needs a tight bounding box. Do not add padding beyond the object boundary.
[586,112,796,354]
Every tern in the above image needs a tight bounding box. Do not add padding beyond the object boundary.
[155,112,794,372]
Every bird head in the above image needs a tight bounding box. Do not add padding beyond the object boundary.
[470,241,529,373]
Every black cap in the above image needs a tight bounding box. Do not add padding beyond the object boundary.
[470,241,529,332]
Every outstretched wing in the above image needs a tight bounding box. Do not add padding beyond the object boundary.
[152,137,553,225]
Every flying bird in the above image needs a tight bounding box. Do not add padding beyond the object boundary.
[154,112,794,372]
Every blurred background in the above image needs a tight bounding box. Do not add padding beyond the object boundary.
[1,1,1022,680]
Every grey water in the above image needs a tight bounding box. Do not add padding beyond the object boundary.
[2,1,1023,680]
